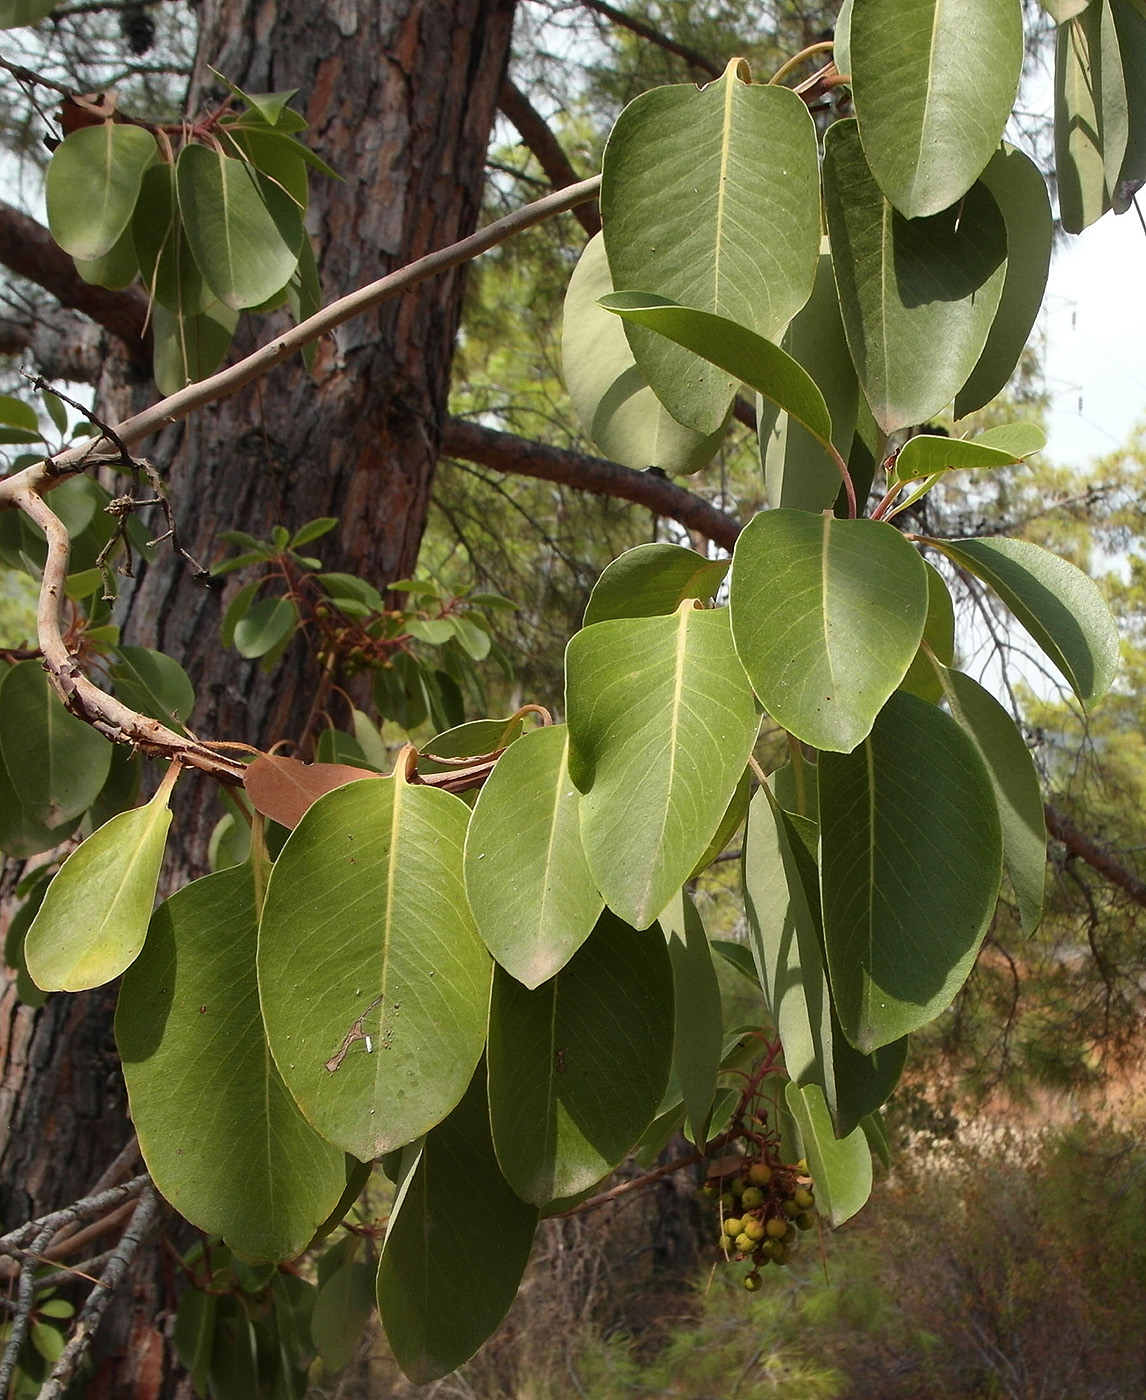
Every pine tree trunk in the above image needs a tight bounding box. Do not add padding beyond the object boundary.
[0,1,514,1392]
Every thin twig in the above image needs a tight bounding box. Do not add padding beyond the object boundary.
[0,1222,54,1393]
[0,1176,150,1257]
[556,1129,738,1218]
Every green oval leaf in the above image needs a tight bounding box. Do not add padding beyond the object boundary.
[955,147,1054,418]
[132,163,213,316]
[601,61,820,433]
[0,659,111,826]
[151,300,238,396]
[850,0,1023,218]
[562,234,726,471]
[1055,2,1128,232]
[26,775,174,991]
[176,142,302,310]
[74,222,140,291]
[937,666,1046,935]
[46,123,157,260]
[891,433,1025,485]
[822,120,1008,434]
[730,511,928,753]
[583,542,729,628]
[931,536,1120,708]
[784,1082,872,1227]
[110,645,196,727]
[233,596,298,659]
[566,603,760,928]
[311,1259,375,1371]
[0,0,60,27]
[465,724,603,989]
[377,1066,537,1385]
[898,559,956,705]
[117,863,346,1261]
[487,910,674,1203]
[819,691,1003,1053]
[659,889,723,1145]
[258,775,491,1160]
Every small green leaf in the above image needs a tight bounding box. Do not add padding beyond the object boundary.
[730,511,928,752]
[220,581,260,648]
[377,1066,537,1385]
[233,596,298,659]
[176,143,302,310]
[822,120,1008,434]
[0,396,40,433]
[955,147,1054,418]
[117,864,346,1261]
[562,234,727,471]
[931,536,1120,708]
[566,603,760,928]
[936,666,1046,935]
[0,659,111,827]
[784,1082,873,1226]
[290,517,337,547]
[850,0,1023,218]
[26,774,175,991]
[110,646,196,726]
[46,124,157,260]
[258,775,491,1160]
[488,911,673,1203]
[40,392,68,435]
[819,692,1002,1052]
[311,1260,374,1371]
[465,724,603,989]
[659,889,723,1145]
[583,542,729,628]
[74,221,140,291]
[899,560,956,705]
[971,423,1048,457]
[891,434,1025,485]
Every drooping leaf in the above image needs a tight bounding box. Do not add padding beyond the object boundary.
[819,692,1002,1053]
[110,646,196,727]
[1055,2,1128,232]
[899,560,956,705]
[971,423,1049,457]
[850,0,1023,218]
[243,753,379,829]
[955,146,1054,418]
[176,143,302,309]
[46,123,157,260]
[601,60,820,432]
[0,659,111,827]
[26,774,175,992]
[583,542,729,628]
[931,536,1120,708]
[689,764,750,877]
[759,247,859,514]
[600,294,835,450]
[258,774,491,1160]
[0,742,80,860]
[74,223,139,291]
[822,120,1008,433]
[310,1258,375,1371]
[1111,0,1146,211]
[232,596,297,659]
[117,863,346,1262]
[487,911,674,1203]
[225,126,309,210]
[936,666,1047,935]
[729,511,928,753]
[151,300,238,395]
[566,602,760,928]
[784,1082,872,1226]
[465,724,603,989]
[377,1066,537,1385]
[132,164,213,316]
[562,234,727,471]
[659,890,722,1145]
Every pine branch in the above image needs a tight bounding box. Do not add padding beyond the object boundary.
[440,417,741,551]
[498,79,601,236]
[1045,804,1146,911]
[579,0,722,78]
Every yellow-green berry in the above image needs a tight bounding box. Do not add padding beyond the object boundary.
[765,1216,788,1240]
[723,1217,744,1238]
[748,1162,773,1187]
[743,1272,762,1292]
[743,1218,766,1241]
[741,1187,765,1209]
[793,1187,815,1211]
[796,1212,815,1231]
[734,1233,754,1254]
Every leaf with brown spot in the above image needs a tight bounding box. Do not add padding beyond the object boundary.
[243,754,379,829]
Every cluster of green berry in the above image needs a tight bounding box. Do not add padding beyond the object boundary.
[701,1156,816,1291]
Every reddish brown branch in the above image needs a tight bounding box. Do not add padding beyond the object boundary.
[0,201,148,361]
[1045,804,1146,910]
[579,0,722,78]
[441,417,741,551]
[498,79,601,236]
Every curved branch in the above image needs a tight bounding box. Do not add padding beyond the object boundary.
[579,0,722,78]
[498,79,601,236]
[440,417,741,551]
[0,200,149,360]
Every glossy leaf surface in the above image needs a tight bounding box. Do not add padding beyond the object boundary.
[377,1068,537,1385]
[26,778,174,991]
[601,62,820,432]
[933,537,1120,708]
[822,120,1007,433]
[465,724,603,989]
[258,775,490,1160]
[820,692,1002,1052]
[850,0,1023,217]
[117,864,346,1261]
[730,511,928,752]
[487,911,673,1203]
[566,603,759,928]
